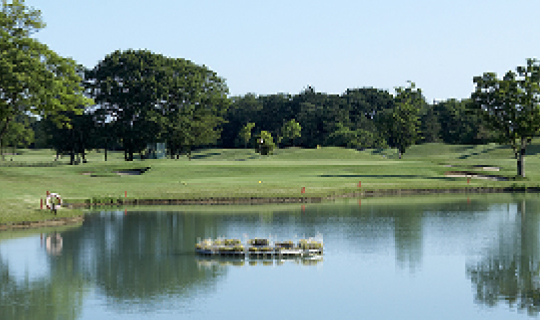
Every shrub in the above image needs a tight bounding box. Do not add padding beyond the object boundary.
[254,131,275,155]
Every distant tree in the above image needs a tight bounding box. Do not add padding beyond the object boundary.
[258,93,293,139]
[221,94,262,148]
[419,104,440,143]
[325,122,387,150]
[281,119,301,147]
[471,59,540,177]
[382,82,423,159]
[0,0,91,152]
[325,123,359,148]
[238,122,255,148]
[295,91,349,148]
[434,99,494,145]
[342,88,394,127]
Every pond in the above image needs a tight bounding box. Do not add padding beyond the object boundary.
[1,193,540,319]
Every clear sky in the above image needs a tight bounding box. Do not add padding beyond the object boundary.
[28,0,540,102]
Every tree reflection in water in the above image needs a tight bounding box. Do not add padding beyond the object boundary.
[0,238,86,320]
[73,211,226,311]
[467,198,540,316]
[3,196,540,319]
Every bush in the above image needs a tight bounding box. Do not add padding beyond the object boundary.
[254,131,275,155]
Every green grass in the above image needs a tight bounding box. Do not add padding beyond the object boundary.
[2,142,540,224]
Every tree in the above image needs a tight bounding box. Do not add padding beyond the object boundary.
[382,82,423,159]
[255,131,275,155]
[419,103,440,143]
[220,94,262,148]
[161,60,229,159]
[86,50,229,161]
[238,122,255,148]
[434,99,494,145]
[86,50,167,161]
[0,0,91,152]
[471,59,540,177]
[281,119,301,147]
[39,109,97,164]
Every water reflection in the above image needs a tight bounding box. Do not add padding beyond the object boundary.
[75,212,226,309]
[44,233,63,256]
[1,194,540,319]
[467,198,540,316]
[0,231,86,320]
[195,256,323,269]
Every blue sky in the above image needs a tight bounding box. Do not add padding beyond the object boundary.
[29,0,540,102]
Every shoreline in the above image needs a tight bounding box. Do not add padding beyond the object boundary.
[3,186,538,231]
[67,186,540,208]
[0,216,85,231]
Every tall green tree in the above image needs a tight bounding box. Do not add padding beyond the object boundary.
[382,82,423,159]
[471,59,540,177]
[86,50,166,161]
[161,59,229,159]
[87,50,228,161]
[0,0,91,152]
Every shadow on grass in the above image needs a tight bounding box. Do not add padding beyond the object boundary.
[190,152,223,160]
[318,174,462,181]
[525,144,540,156]
[458,145,506,160]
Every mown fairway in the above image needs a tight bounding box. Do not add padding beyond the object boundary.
[2,143,540,223]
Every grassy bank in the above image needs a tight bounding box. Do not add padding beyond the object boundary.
[1,142,540,224]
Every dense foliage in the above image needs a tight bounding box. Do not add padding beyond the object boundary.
[0,0,91,158]
[471,58,540,177]
[8,83,498,161]
[85,49,229,161]
[1,0,517,165]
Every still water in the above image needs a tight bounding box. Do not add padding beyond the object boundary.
[2,194,540,319]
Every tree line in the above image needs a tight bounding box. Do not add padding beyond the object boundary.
[3,0,540,177]
[3,80,495,158]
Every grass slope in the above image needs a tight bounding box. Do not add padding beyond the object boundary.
[1,142,539,223]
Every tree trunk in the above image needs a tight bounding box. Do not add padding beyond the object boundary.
[104,137,108,161]
[517,138,527,177]
[0,116,12,156]
[517,147,525,177]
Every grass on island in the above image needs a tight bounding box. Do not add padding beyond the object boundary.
[1,142,540,224]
